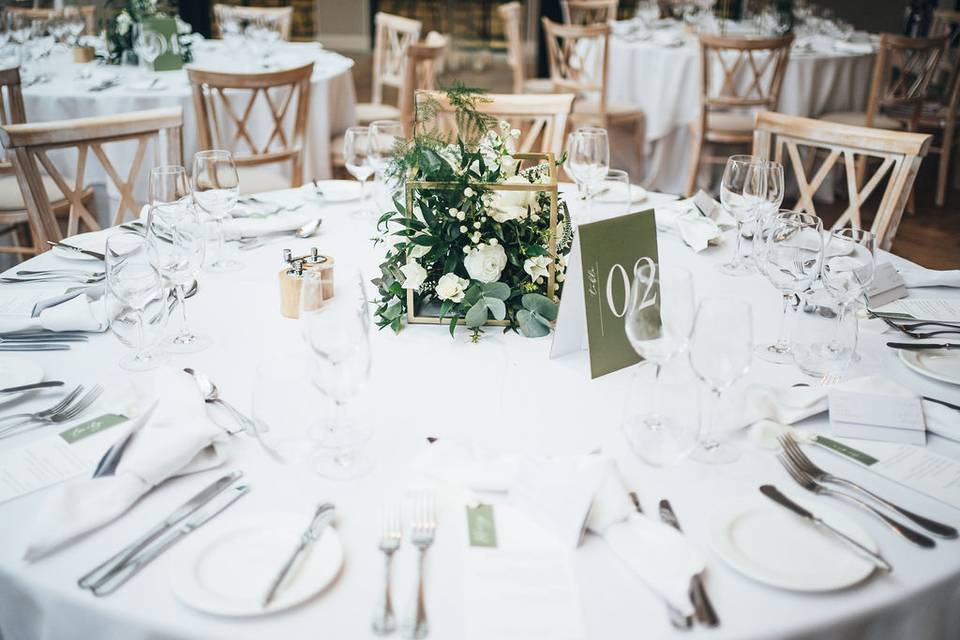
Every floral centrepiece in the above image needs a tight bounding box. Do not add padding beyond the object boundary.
[373,86,574,340]
[102,0,194,65]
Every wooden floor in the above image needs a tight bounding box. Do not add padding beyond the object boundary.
[347,53,960,269]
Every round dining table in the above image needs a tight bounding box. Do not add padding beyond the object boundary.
[0,185,958,639]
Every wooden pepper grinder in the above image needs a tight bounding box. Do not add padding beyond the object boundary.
[278,247,335,318]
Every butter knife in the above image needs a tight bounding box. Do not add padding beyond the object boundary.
[759,485,892,572]
[78,471,244,590]
[886,342,959,350]
[0,381,64,393]
[46,240,105,261]
[91,483,250,596]
[658,499,719,627]
[262,502,336,607]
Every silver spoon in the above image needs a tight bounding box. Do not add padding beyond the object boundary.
[238,219,322,251]
[183,368,254,435]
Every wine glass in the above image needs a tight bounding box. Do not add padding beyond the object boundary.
[595,168,633,217]
[718,155,766,276]
[105,232,166,371]
[792,288,859,382]
[622,261,698,466]
[300,267,374,479]
[343,126,374,216]
[750,160,785,263]
[756,211,823,364]
[132,24,166,82]
[566,128,610,223]
[689,297,753,464]
[369,120,404,208]
[822,227,875,360]
[192,150,241,272]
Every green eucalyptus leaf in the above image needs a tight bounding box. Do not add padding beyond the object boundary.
[448,313,458,338]
[438,299,454,322]
[481,281,511,301]
[517,309,551,338]
[484,296,506,320]
[461,283,482,307]
[410,234,439,247]
[521,293,558,322]
[443,252,459,274]
[465,299,489,328]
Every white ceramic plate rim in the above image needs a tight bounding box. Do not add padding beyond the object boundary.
[0,357,44,406]
[311,179,362,203]
[898,348,960,386]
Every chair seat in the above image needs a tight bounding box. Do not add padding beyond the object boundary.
[0,174,66,212]
[572,99,644,124]
[706,110,756,133]
[237,166,293,196]
[522,78,556,94]
[356,102,401,125]
[820,111,903,130]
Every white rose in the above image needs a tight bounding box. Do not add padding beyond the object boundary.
[435,272,469,303]
[408,242,430,259]
[464,243,507,283]
[489,175,535,223]
[523,255,552,282]
[399,259,427,290]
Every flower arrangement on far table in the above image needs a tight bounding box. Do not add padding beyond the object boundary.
[102,0,194,65]
[373,85,574,341]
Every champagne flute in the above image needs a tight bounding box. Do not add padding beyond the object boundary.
[344,126,374,216]
[193,150,241,272]
[566,128,609,223]
[689,297,753,464]
[719,155,765,276]
[105,232,166,371]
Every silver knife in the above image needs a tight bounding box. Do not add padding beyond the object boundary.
[78,471,244,590]
[887,342,958,350]
[0,381,64,394]
[46,240,105,260]
[91,483,250,596]
[759,485,892,572]
[262,502,336,607]
[0,344,71,351]
[658,499,719,627]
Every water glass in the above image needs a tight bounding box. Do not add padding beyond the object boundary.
[132,23,166,79]
[344,126,374,216]
[718,155,766,276]
[594,169,633,216]
[791,295,858,382]
[105,232,166,371]
[369,120,404,209]
[193,150,240,272]
[565,128,610,223]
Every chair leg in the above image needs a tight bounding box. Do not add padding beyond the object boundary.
[686,125,703,197]
[633,115,646,186]
[937,123,954,208]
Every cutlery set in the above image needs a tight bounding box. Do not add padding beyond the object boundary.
[263,502,336,607]
[0,383,102,440]
[0,330,89,352]
[3,268,105,284]
[879,315,960,340]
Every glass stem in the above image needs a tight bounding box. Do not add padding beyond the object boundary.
[773,293,792,351]
[732,221,744,264]
[176,283,190,339]
[700,389,722,449]
[215,217,226,265]
[830,301,848,352]
[586,191,594,223]
[135,309,147,362]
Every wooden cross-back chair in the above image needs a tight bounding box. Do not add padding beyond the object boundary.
[497,2,554,95]
[5,6,95,35]
[212,4,293,40]
[561,0,619,25]
[0,107,183,252]
[399,33,449,139]
[356,12,423,126]
[416,91,576,157]
[752,111,931,252]
[686,33,794,196]
[189,63,313,194]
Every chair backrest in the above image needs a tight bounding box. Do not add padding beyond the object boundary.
[417,91,576,156]
[0,107,183,246]
[498,1,526,95]
[188,63,313,188]
[399,33,448,138]
[561,0,619,25]
[698,33,794,113]
[929,10,960,99]
[752,111,931,251]
[371,12,423,107]
[541,19,609,111]
[6,6,95,34]
[865,33,949,126]
[213,4,293,40]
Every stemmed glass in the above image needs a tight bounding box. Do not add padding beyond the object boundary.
[755,211,823,363]
[300,268,374,479]
[132,24,166,83]
[689,297,753,465]
[369,120,404,208]
[105,232,166,371]
[719,155,766,276]
[566,128,610,223]
[192,150,241,272]
[821,227,876,360]
[750,161,785,262]
[344,126,374,216]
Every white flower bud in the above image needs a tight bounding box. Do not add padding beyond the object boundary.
[457,211,466,221]
[473,221,481,229]
[460,225,467,233]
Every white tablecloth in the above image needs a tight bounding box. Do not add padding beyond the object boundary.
[0,186,959,639]
[607,27,877,193]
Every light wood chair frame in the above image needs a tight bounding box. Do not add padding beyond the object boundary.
[561,0,619,25]
[918,10,960,205]
[498,2,528,95]
[752,111,931,251]
[212,4,293,40]
[6,6,95,35]
[400,34,448,138]
[371,12,423,109]
[0,107,183,251]
[865,33,950,132]
[188,63,313,188]
[686,33,794,196]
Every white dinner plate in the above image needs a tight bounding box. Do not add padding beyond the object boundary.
[595,183,648,205]
[169,512,343,616]
[708,493,879,592]
[51,230,107,261]
[898,348,960,386]
[0,357,44,406]
[311,180,362,203]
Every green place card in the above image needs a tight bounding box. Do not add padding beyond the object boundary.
[141,16,182,71]
[815,436,879,466]
[59,414,127,445]
[578,210,659,378]
[466,504,497,548]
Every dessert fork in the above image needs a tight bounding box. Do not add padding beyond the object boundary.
[372,504,402,635]
[401,492,436,639]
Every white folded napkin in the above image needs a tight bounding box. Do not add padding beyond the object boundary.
[652,31,685,47]
[24,368,230,561]
[655,197,731,252]
[899,266,960,289]
[833,40,874,55]
[0,286,112,333]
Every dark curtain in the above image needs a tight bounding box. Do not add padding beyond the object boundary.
[537,0,563,78]
[179,0,212,39]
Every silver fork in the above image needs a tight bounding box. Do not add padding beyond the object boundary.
[372,504,402,635]
[776,454,936,548]
[779,435,957,539]
[0,384,84,425]
[401,492,436,639]
[0,384,103,439]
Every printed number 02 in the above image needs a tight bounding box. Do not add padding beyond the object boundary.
[606,257,657,318]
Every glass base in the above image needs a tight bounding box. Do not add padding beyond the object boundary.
[717,260,757,277]
[755,343,793,364]
[119,349,168,372]
[204,258,242,273]
[165,332,212,354]
[622,414,696,467]
[311,448,374,480]
[692,440,741,465]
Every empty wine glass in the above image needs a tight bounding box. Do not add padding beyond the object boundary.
[300,267,374,479]
[344,126,374,216]
[719,155,766,276]
[369,120,404,208]
[594,168,633,217]
[689,297,753,464]
[192,150,240,272]
[132,24,166,81]
[792,288,858,382]
[750,160,785,262]
[105,232,166,371]
[756,211,823,363]
[566,128,610,223]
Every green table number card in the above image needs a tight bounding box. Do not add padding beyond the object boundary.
[551,210,660,378]
[141,17,182,71]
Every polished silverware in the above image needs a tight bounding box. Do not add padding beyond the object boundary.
[892,320,960,331]
[759,484,892,572]
[780,435,957,539]
[78,471,244,591]
[372,504,402,635]
[237,218,322,251]
[2,274,105,284]
[878,316,960,339]
[183,368,253,435]
[776,454,935,548]
[263,502,336,607]
[0,330,89,339]
[0,384,102,439]
[659,499,719,627]
[0,343,72,352]
[401,492,436,639]
[17,270,105,277]
[91,482,250,596]
[0,334,89,343]
[886,341,959,350]
[45,241,105,260]
[92,403,156,479]
[923,396,960,412]
[0,381,64,394]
